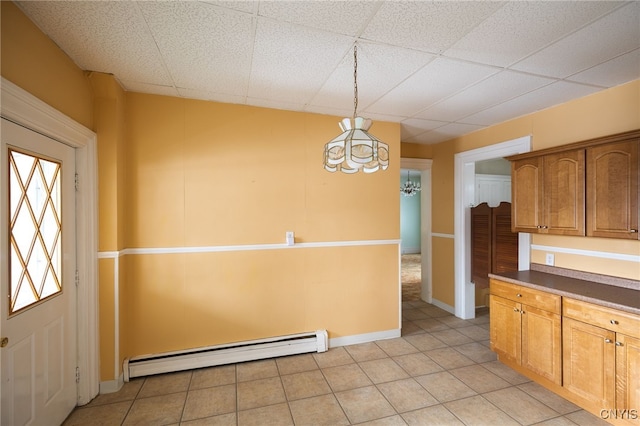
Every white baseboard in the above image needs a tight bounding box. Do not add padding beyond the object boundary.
[430,298,455,315]
[329,329,401,348]
[99,374,124,395]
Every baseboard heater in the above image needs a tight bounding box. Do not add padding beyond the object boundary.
[123,329,328,381]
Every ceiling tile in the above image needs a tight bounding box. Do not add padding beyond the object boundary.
[362,1,504,53]
[401,118,448,139]
[416,70,555,122]
[407,122,485,145]
[512,2,640,78]
[444,1,624,67]
[120,80,179,98]
[462,80,601,126]
[311,43,435,114]
[248,18,352,104]
[367,58,499,117]
[258,1,380,36]
[139,2,255,95]
[16,1,172,85]
[567,49,640,87]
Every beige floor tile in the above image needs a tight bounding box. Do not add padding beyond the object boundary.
[518,382,582,415]
[564,410,611,425]
[404,333,448,351]
[534,417,582,426]
[415,371,476,403]
[424,347,476,370]
[413,317,451,332]
[484,387,560,424]
[453,342,497,363]
[335,385,396,424]
[190,365,236,390]
[237,377,286,411]
[393,352,443,376]
[402,308,430,321]
[180,412,236,425]
[401,320,425,336]
[123,392,187,425]
[375,337,419,357]
[182,384,236,421]
[276,353,318,375]
[322,363,373,392]
[401,404,464,426]
[482,360,531,385]
[288,394,349,425]
[137,371,192,398]
[281,370,331,401]
[420,306,451,318]
[63,401,131,426]
[357,415,408,425]
[430,329,474,346]
[445,395,520,426]
[236,403,293,426]
[360,358,409,384]
[450,364,511,393]
[86,379,143,406]
[312,347,354,368]
[457,324,490,341]
[344,342,389,362]
[236,359,279,382]
[377,378,438,413]
[435,315,470,328]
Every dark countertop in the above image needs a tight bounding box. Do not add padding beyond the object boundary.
[489,270,640,315]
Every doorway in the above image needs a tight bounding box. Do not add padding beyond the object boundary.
[454,136,531,319]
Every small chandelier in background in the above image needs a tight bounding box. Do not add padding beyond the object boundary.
[401,171,421,197]
[323,44,389,174]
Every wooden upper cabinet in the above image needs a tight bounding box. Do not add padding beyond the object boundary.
[587,139,639,239]
[543,150,585,235]
[511,151,584,235]
[511,157,543,232]
[508,129,639,239]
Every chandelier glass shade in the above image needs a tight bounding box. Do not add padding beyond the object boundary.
[400,171,421,197]
[323,45,389,174]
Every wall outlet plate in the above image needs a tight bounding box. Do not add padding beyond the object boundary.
[545,253,555,266]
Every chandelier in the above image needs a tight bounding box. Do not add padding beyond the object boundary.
[400,171,421,197]
[323,45,389,173]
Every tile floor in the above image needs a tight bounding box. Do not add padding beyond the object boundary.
[63,301,609,425]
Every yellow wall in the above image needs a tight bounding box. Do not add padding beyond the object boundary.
[429,80,640,307]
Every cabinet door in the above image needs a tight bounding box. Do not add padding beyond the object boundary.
[471,203,491,289]
[511,157,543,233]
[492,202,518,275]
[616,334,640,411]
[521,305,562,385]
[489,295,520,364]
[587,140,639,239]
[563,318,616,410]
[543,150,585,235]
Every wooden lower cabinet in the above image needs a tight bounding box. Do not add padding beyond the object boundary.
[491,281,640,424]
[489,279,562,385]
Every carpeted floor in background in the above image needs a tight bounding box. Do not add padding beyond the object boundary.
[401,254,421,301]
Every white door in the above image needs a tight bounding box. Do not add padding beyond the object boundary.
[1,118,77,425]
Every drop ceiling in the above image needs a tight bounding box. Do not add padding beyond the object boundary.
[15,1,640,145]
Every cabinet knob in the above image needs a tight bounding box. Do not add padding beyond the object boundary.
[610,320,619,325]
[513,308,519,313]
[605,338,613,343]
[630,229,638,233]
[615,341,623,347]
[516,293,522,298]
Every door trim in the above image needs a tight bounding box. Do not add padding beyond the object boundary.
[1,77,99,405]
[454,136,531,319]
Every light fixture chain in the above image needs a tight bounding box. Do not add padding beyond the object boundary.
[353,44,358,119]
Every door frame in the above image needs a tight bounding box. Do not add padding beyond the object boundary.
[400,158,433,303]
[1,77,99,405]
[454,136,531,319]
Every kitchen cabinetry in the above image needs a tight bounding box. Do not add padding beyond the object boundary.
[587,139,639,239]
[508,129,639,239]
[511,149,585,235]
[489,279,562,384]
[563,298,640,415]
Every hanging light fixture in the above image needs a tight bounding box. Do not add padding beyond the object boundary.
[323,44,389,173]
[400,171,421,197]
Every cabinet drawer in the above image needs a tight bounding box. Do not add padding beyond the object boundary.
[563,298,640,339]
[490,279,561,314]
